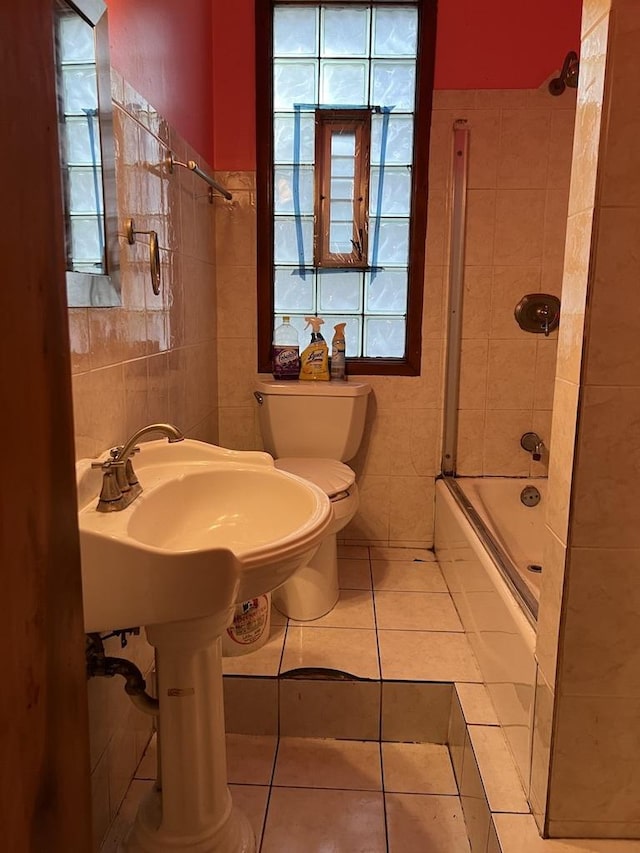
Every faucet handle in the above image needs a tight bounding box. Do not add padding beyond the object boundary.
[91,458,125,471]
[110,445,140,459]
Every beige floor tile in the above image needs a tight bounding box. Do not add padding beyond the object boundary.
[274,737,382,791]
[339,558,373,589]
[289,588,375,629]
[372,559,448,592]
[100,780,154,852]
[281,626,380,679]
[468,725,528,813]
[370,546,436,562]
[225,733,277,785]
[337,544,370,560]
[386,793,470,853]
[134,733,157,780]
[223,676,278,735]
[229,784,269,848]
[493,812,640,851]
[382,742,457,794]
[261,787,386,853]
[222,624,286,676]
[375,590,463,631]
[455,683,499,725]
[379,631,481,682]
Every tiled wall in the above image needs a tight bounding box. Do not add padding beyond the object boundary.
[69,71,219,849]
[215,86,575,548]
[533,0,640,838]
[448,89,576,477]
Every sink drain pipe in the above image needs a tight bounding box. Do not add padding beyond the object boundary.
[86,633,159,716]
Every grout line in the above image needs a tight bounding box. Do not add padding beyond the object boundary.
[258,729,282,853]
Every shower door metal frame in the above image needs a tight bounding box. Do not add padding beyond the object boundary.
[441,121,470,476]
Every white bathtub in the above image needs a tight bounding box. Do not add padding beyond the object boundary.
[435,477,538,794]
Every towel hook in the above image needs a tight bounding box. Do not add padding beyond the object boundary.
[125,218,161,296]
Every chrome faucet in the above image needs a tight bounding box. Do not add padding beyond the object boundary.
[520,431,545,462]
[92,423,184,512]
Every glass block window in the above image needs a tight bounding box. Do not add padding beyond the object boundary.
[259,0,434,372]
[53,3,105,274]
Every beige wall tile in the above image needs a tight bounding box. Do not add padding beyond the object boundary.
[460,731,491,853]
[68,309,91,374]
[581,0,611,38]
[543,188,570,266]
[547,109,577,189]
[422,265,446,340]
[529,667,554,828]
[456,410,485,475]
[561,546,640,697]
[497,109,551,189]
[467,110,500,190]
[533,339,558,411]
[462,266,493,339]
[459,339,489,410]
[494,189,545,266]
[223,677,278,735]
[583,206,640,386]
[549,694,640,825]
[490,266,542,340]
[468,725,529,813]
[545,378,579,543]
[465,190,497,266]
[455,683,499,726]
[344,474,391,542]
[535,527,567,686]
[279,679,380,741]
[567,14,610,216]
[482,410,533,476]
[486,340,537,410]
[383,681,452,743]
[388,476,435,545]
[425,189,448,266]
[572,385,640,548]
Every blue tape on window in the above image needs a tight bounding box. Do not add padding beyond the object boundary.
[292,106,306,277]
[84,107,104,257]
[370,106,393,280]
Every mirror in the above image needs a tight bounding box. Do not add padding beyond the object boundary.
[53,0,120,306]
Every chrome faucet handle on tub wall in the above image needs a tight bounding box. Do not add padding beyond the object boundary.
[520,432,545,462]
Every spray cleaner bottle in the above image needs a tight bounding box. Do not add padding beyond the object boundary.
[299,316,330,380]
[331,323,347,380]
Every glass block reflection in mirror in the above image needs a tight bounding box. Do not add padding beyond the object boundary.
[373,8,418,56]
[322,7,370,57]
[274,6,318,56]
[320,61,368,106]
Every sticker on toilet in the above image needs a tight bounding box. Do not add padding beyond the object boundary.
[226,596,269,645]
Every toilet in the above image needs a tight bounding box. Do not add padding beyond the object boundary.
[254,379,371,621]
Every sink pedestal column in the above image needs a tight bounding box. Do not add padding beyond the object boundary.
[124,613,255,853]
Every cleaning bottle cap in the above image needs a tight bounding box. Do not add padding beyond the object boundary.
[304,316,325,333]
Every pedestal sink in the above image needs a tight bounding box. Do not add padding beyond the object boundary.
[77,438,332,852]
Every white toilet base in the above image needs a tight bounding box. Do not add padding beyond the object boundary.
[273,534,339,622]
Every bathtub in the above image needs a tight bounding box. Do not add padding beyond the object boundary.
[435,477,538,793]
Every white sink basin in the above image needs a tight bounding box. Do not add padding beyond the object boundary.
[77,439,331,633]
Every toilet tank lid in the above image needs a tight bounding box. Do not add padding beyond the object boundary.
[276,458,356,496]
[256,379,371,398]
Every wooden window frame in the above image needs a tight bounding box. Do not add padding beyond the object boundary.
[314,109,371,269]
[256,0,437,376]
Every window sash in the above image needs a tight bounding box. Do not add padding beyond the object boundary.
[314,110,371,268]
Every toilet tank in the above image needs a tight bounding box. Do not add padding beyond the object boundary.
[254,380,371,461]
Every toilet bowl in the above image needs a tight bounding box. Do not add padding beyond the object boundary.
[254,380,371,621]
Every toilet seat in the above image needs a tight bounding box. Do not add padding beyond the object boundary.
[275,458,355,500]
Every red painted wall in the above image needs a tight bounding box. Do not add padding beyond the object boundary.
[106,0,582,171]
[106,0,214,165]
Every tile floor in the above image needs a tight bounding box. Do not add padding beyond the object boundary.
[103,732,471,852]
[223,546,482,683]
